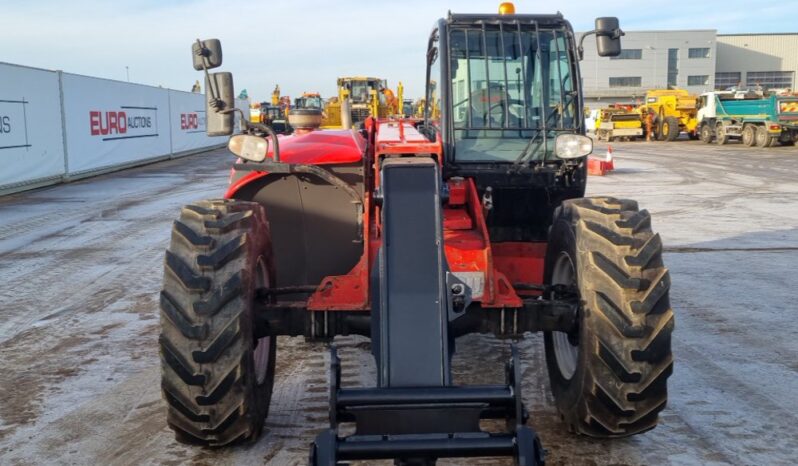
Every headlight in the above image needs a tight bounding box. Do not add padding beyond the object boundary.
[555,134,593,159]
[228,135,269,162]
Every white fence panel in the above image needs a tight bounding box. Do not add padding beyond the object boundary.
[62,74,171,174]
[168,90,227,154]
[0,63,66,190]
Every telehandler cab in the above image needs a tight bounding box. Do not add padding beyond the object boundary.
[160,5,673,465]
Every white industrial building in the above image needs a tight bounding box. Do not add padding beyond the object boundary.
[716,33,798,91]
[579,30,797,105]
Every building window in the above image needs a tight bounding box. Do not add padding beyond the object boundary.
[688,47,710,59]
[688,75,709,86]
[609,77,642,88]
[715,72,741,90]
[746,71,794,89]
[610,49,642,60]
[667,48,679,88]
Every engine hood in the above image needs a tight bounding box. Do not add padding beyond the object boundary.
[268,129,365,165]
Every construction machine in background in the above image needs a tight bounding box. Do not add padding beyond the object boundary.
[248,102,262,124]
[636,89,699,141]
[697,90,798,147]
[294,92,324,110]
[402,98,415,117]
[380,81,406,116]
[259,103,290,134]
[171,7,673,464]
[594,105,643,141]
[322,76,391,128]
[271,85,280,106]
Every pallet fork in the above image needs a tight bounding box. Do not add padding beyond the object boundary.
[310,158,545,465]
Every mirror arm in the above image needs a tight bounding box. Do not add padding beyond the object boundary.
[195,38,224,111]
[577,30,596,61]
[577,27,625,60]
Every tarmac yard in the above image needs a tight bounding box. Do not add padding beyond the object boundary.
[0,141,797,465]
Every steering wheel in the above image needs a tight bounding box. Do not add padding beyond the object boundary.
[471,97,526,127]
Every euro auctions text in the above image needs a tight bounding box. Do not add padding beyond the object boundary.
[89,111,152,136]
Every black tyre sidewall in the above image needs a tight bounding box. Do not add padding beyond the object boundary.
[543,216,589,418]
[242,206,277,434]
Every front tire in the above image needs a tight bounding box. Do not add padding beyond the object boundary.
[160,199,277,446]
[544,197,674,437]
[699,124,713,144]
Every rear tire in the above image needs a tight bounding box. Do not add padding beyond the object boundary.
[662,117,680,141]
[755,126,770,148]
[544,197,674,437]
[741,125,756,146]
[160,199,277,446]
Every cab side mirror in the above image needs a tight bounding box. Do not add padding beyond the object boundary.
[192,39,223,70]
[205,72,235,136]
[595,17,623,57]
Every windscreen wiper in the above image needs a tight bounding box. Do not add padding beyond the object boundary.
[513,129,545,168]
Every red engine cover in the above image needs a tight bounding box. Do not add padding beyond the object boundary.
[267,129,365,165]
[226,129,366,197]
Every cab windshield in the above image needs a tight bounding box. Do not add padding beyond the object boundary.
[349,81,372,104]
[449,26,577,162]
[302,96,323,109]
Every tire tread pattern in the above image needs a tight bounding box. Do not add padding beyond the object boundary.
[551,196,674,437]
[159,199,270,447]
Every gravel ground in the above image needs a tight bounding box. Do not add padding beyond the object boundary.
[0,139,796,465]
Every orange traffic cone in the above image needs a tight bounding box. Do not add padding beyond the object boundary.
[605,145,615,171]
[588,145,616,176]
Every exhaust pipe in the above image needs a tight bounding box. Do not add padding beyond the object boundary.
[340,97,353,129]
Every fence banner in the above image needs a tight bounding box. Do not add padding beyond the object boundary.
[2,63,251,194]
[0,63,66,190]
[61,73,171,174]
[168,90,227,154]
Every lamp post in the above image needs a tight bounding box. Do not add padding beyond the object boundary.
[126,66,130,82]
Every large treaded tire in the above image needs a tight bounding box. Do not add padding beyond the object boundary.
[662,117,680,141]
[543,196,674,437]
[160,199,276,446]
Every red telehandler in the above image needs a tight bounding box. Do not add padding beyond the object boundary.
[161,4,673,464]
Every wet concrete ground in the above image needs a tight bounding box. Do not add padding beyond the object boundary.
[0,140,797,465]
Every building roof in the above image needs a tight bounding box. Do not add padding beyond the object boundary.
[622,29,716,33]
[718,32,798,36]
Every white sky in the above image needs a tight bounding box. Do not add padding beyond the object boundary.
[1,0,793,102]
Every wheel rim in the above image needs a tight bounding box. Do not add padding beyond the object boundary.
[552,252,579,380]
[254,256,272,385]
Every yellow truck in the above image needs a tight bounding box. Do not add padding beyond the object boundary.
[594,106,643,141]
[637,89,699,141]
